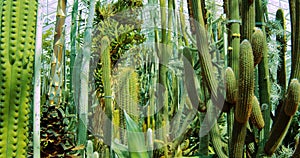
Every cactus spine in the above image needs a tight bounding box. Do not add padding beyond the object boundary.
[264,79,300,155]
[250,96,265,130]
[235,40,254,123]
[251,28,264,66]
[225,67,237,104]
[0,0,37,157]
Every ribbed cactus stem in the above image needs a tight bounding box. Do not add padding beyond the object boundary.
[276,9,287,90]
[128,71,140,123]
[101,36,113,145]
[235,40,254,123]
[0,0,37,157]
[225,67,237,104]
[251,28,264,66]
[231,121,247,158]
[207,101,228,158]
[241,0,255,40]
[264,79,300,155]
[250,96,265,130]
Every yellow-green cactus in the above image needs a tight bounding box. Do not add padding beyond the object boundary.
[0,0,37,157]
[235,40,254,123]
[250,96,265,130]
[250,28,264,66]
[225,67,237,104]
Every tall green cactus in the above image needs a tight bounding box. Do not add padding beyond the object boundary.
[231,40,254,158]
[235,40,254,123]
[264,79,300,155]
[0,0,37,157]
[101,36,113,147]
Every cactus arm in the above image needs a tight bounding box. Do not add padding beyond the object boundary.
[225,67,237,104]
[250,96,265,130]
[251,28,264,66]
[235,40,254,123]
[264,79,300,155]
[0,0,37,157]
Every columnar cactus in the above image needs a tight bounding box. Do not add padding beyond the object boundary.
[235,40,254,123]
[0,0,37,157]
[264,79,300,155]
[101,36,113,146]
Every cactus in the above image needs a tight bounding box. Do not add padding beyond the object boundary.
[207,100,228,158]
[255,0,272,154]
[225,67,237,104]
[231,121,247,157]
[101,36,113,146]
[235,40,254,123]
[250,96,265,130]
[0,0,37,157]
[276,9,287,90]
[289,0,300,80]
[250,28,264,66]
[241,0,255,40]
[264,79,300,155]
[284,79,300,116]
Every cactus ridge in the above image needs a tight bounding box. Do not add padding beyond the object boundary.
[251,28,264,66]
[225,67,237,104]
[0,0,36,157]
[235,40,254,123]
[250,96,265,130]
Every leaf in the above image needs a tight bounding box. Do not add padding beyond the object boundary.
[124,111,149,158]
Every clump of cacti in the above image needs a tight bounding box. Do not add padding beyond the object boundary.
[0,0,37,157]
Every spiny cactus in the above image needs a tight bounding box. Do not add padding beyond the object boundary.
[264,79,300,155]
[251,28,264,66]
[235,40,254,123]
[241,0,255,40]
[225,67,237,104]
[250,96,265,130]
[284,79,300,116]
[101,36,113,146]
[0,0,37,157]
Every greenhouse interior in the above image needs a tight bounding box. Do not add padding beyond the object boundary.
[0,0,300,157]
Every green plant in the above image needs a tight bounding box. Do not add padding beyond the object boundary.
[0,0,36,157]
